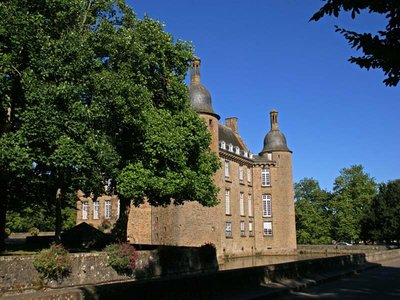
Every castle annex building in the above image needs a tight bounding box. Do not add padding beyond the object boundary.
[77,58,297,258]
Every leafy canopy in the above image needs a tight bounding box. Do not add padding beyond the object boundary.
[295,178,332,244]
[0,0,219,244]
[311,0,400,86]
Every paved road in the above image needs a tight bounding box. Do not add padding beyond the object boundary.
[277,257,400,299]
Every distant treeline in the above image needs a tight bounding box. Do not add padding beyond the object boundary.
[295,165,400,245]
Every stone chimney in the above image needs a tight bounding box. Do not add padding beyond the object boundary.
[270,110,278,131]
[225,117,238,134]
[190,57,201,85]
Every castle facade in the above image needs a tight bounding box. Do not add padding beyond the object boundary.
[77,58,297,258]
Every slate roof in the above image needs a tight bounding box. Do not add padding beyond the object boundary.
[218,124,249,153]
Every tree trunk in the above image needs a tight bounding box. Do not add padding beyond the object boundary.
[112,196,130,242]
[55,187,62,243]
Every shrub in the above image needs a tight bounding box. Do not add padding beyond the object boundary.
[105,243,138,274]
[4,228,11,238]
[29,227,40,236]
[33,243,72,281]
[98,219,112,232]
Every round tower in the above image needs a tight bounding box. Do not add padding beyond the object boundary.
[260,110,297,249]
[189,57,220,153]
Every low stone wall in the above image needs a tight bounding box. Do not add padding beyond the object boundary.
[366,249,400,262]
[0,246,217,297]
[297,244,396,255]
[2,254,369,300]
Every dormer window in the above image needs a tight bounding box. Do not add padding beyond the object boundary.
[220,141,226,150]
[228,144,233,152]
[267,152,272,160]
[235,147,240,155]
[250,153,254,159]
[244,151,248,157]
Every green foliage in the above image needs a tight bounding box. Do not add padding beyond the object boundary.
[295,178,332,244]
[105,243,138,274]
[331,165,377,242]
[33,243,71,281]
[311,0,400,86]
[0,0,219,246]
[361,179,400,243]
[295,166,378,244]
[98,219,112,232]
[29,227,40,237]
[4,228,11,238]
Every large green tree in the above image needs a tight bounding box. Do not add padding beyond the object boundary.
[331,165,377,242]
[311,0,400,86]
[295,178,332,244]
[0,0,219,248]
[361,179,400,244]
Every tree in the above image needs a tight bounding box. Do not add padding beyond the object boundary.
[294,178,332,244]
[361,179,400,244]
[87,8,220,240]
[0,0,219,247]
[311,0,400,86]
[331,165,377,242]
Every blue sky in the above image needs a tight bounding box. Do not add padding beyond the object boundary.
[128,0,399,191]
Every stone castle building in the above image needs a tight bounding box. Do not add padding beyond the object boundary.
[77,58,297,258]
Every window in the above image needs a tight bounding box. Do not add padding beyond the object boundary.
[93,201,99,219]
[239,165,243,181]
[261,168,271,186]
[267,152,272,160]
[225,189,231,215]
[244,151,248,157]
[249,221,253,236]
[247,168,252,183]
[225,222,232,238]
[240,221,245,237]
[221,141,226,150]
[248,194,253,217]
[263,221,273,236]
[235,146,240,155]
[228,144,233,152]
[239,192,244,216]
[262,194,272,217]
[224,160,230,178]
[82,201,88,220]
[105,200,112,219]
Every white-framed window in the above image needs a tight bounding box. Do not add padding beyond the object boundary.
[244,151,248,157]
[228,143,233,152]
[220,141,226,150]
[224,160,230,178]
[235,146,240,155]
[262,194,272,217]
[225,189,231,215]
[247,167,252,183]
[239,192,244,216]
[262,168,271,186]
[239,165,243,181]
[82,201,88,220]
[248,194,253,217]
[240,221,245,237]
[93,201,99,219]
[249,221,253,236]
[267,152,272,160]
[105,200,112,219]
[263,221,273,236]
[225,222,232,238]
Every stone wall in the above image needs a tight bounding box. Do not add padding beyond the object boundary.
[0,246,217,298]
[2,253,369,300]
